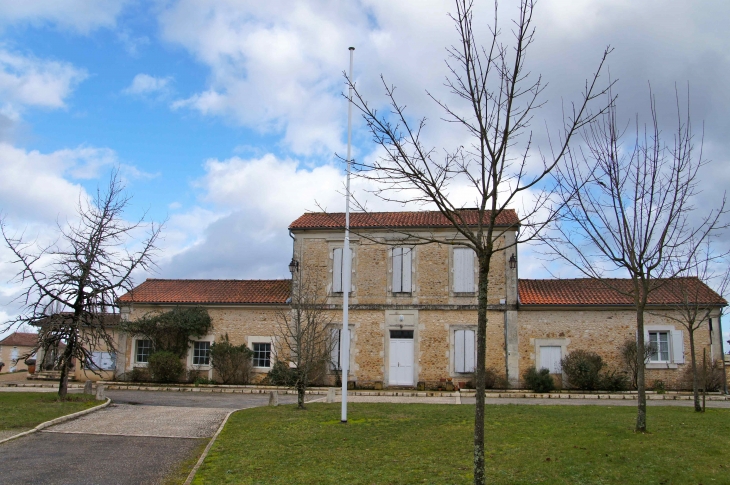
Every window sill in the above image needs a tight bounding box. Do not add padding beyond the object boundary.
[646,363,678,369]
[452,292,476,297]
[133,363,149,368]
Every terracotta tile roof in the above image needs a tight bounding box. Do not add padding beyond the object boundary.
[519,278,727,306]
[0,332,38,347]
[289,209,520,230]
[118,279,291,305]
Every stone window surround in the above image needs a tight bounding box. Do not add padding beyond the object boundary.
[449,324,477,377]
[388,245,415,295]
[644,324,681,369]
[532,338,570,375]
[247,336,274,371]
[188,334,215,369]
[132,337,152,367]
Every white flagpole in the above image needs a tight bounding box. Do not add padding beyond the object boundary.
[341,46,355,424]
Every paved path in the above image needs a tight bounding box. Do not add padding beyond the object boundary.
[0,390,311,485]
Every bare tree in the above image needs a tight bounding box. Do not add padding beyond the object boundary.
[656,242,729,411]
[1,170,161,398]
[619,337,656,390]
[345,1,611,482]
[545,91,727,431]
[274,270,335,409]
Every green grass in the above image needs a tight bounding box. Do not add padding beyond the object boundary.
[0,392,102,430]
[193,403,730,485]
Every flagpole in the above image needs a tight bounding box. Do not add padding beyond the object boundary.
[341,46,354,424]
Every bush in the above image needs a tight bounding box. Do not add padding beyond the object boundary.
[679,359,725,392]
[523,367,555,393]
[484,367,509,389]
[600,368,630,392]
[148,351,185,383]
[267,360,299,387]
[210,334,253,385]
[651,379,666,394]
[128,367,149,382]
[561,350,604,390]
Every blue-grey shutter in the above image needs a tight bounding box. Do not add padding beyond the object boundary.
[671,330,685,364]
[402,247,412,292]
[463,329,475,372]
[392,247,402,292]
[330,328,341,370]
[455,329,465,373]
[454,248,475,292]
[333,247,343,292]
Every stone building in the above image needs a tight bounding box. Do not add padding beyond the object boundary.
[113,210,727,390]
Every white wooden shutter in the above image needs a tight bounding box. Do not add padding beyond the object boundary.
[392,247,402,292]
[453,248,475,292]
[454,329,475,373]
[333,248,343,292]
[671,329,685,364]
[402,248,412,292]
[540,346,562,373]
[330,328,341,370]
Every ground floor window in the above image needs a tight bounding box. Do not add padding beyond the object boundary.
[252,342,271,368]
[192,341,211,366]
[649,331,670,362]
[135,339,152,364]
[86,351,116,371]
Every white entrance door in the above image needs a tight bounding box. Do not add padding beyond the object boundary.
[389,331,414,386]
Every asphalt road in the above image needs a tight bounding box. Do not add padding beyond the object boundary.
[0,390,316,485]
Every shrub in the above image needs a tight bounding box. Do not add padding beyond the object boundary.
[600,368,630,392]
[267,360,298,386]
[484,367,509,389]
[148,351,185,383]
[561,350,604,390]
[523,367,555,393]
[679,359,725,392]
[128,367,149,382]
[210,334,253,385]
[651,379,666,394]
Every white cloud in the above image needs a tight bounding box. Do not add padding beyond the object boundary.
[0,49,87,116]
[123,73,173,96]
[0,1,128,34]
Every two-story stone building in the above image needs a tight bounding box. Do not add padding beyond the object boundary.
[114,209,727,390]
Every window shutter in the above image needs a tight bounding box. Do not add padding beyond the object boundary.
[454,248,475,292]
[671,330,685,364]
[333,248,343,292]
[392,247,402,292]
[464,329,475,372]
[540,346,562,374]
[330,328,341,370]
[402,247,412,292]
[455,329,465,373]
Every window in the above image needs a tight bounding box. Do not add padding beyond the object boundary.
[252,342,272,368]
[392,247,412,293]
[332,247,352,293]
[192,341,211,366]
[453,247,475,293]
[649,331,670,363]
[539,346,562,374]
[454,328,475,373]
[86,351,116,371]
[135,339,152,364]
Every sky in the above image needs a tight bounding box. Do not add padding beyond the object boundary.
[0,0,728,346]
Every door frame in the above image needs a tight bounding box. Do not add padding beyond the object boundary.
[384,310,419,387]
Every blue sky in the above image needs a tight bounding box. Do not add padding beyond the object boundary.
[0,0,729,346]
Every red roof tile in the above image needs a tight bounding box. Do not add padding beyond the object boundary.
[0,332,38,347]
[519,278,727,306]
[289,209,520,230]
[118,279,291,305]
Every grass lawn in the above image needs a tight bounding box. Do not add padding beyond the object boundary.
[0,392,101,431]
[193,403,730,484]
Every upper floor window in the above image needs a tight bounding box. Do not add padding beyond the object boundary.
[332,247,352,293]
[392,247,412,293]
[453,247,475,293]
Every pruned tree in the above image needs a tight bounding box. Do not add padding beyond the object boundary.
[1,170,162,398]
[619,338,656,390]
[544,90,727,431]
[274,270,335,409]
[656,241,729,411]
[344,1,611,482]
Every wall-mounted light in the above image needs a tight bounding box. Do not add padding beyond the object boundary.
[509,253,517,269]
[288,258,299,274]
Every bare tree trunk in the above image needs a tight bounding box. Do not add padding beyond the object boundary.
[297,379,306,409]
[635,306,647,432]
[57,345,73,400]
[689,329,701,412]
[473,253,491,485]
